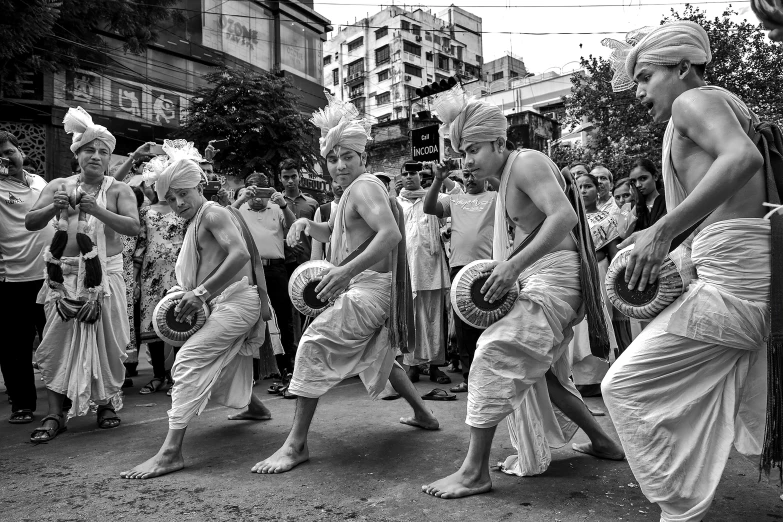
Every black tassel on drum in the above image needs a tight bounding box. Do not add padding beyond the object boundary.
[76,228,102,289]
[47,229,68,284]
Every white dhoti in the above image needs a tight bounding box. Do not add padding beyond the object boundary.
[602,218,770,522]
[168,278,262,429]
[288,271,395,399]
[403,288,448,366]
[568,257,616,385]
[467,251,586,476]
[36,253,128,418]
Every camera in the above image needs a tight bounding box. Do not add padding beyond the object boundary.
[403,162,423,173]
[203,181,222,201]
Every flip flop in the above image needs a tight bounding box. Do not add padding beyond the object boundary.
[139,377,165,395]
[30,414,67,443]
[421,388,457,401]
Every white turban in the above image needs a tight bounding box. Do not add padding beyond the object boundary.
[141,139,205,200]
[63,106,116,154]
[602,21,711,92]
[311,91,372,158]
[154,159,205,201]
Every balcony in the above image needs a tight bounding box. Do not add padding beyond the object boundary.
[345,71,367,85]
[349,87,365,99]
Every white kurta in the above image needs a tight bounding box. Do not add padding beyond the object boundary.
[603,219,770,522]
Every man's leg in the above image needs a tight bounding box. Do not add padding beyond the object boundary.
[120,428,186,479]
[422,425,496,498]
[388,364,439,430]
[269,264,295,375]
[228,393,272,421]
[251,396,318,474]
[544,371,624,460]
[30,389,66,441]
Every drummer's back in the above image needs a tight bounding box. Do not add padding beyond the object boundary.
[195,207,253,294]
[506,150,577,256]
[340,180,393,274]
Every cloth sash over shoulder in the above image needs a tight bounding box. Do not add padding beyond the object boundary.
[329,173,414,353]
[493,150,610,359]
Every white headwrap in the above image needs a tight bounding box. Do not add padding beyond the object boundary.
[433,85,507,154]
[63,106,117,154]
[142,139,205,201]
[602,21,712,92]
[310,91,372,158]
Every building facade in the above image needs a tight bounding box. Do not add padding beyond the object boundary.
[0,0,332,181]
[323,6,483,121]
[481,54,529,91]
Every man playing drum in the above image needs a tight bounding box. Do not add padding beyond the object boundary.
[121,142,271,479]
[600,22,775,521]
[252,94,438,475]
[422,94,624,499]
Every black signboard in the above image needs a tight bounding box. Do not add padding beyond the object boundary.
[411,124,439,162]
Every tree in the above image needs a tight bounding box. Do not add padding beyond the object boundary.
[177,67,320,178]
[553,5,783,177]
[0,0,183,92]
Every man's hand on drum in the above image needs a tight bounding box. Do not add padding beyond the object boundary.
[286,218,311,246]
[174,291,201,323]
[618,223,670,292]
[481,260,519,304]
[315,265,352,302]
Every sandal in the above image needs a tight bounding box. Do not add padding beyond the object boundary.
[139,377,165,395]
[421,388,457,401]
[429,370,452,385]
[449,382,468,393]
[30,414,67,443]
[267,382,285,395]
[9,409,34,424]
[280,386,297,400]
[96,406,121,429]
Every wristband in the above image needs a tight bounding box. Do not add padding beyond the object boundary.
[193,284,211,303]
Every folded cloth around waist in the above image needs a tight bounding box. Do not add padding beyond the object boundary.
[38,253,124,304]
[665,218,770,349]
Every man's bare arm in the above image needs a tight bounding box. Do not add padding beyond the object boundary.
[81,183,140,236]
[341,182,401,277]
[200,207,251,296]
[26,179,72,231]
[422,179,446,218]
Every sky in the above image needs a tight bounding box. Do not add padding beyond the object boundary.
[313,0,755,75]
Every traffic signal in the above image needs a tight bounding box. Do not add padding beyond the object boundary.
[415,76,458,99]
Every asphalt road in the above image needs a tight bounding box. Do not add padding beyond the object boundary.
[1,362,781,522]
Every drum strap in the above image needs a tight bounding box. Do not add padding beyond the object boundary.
[504,222,543,261]
[336,234,375,267]
[226,206,272,321]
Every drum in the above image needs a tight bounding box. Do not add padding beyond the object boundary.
[288,260,334,317]
[605,245,696,320]
[151,291,211,347]
[450,260,521,329]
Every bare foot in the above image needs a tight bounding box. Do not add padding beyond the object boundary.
[227,404,272,421]
[120,450,184,479]
[400,410,439,430]
[572,441,625,461]
[422,470,492,499]
[251,443,309,474]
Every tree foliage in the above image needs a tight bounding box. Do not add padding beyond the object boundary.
[177,67,319,178]
[0,0,183,90]
[552,5,783,177]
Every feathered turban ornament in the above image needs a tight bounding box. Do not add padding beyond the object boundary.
[63,106,116,154]
[310,91,373,158]
[142,139,206,201]
[433,84,507,154]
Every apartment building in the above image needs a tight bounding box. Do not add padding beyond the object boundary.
[323,5,483,121]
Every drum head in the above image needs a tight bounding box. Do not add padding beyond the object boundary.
[612,267,658,307]
[451,260,519,330]
[288,260,334,317]
[152,291,210,347]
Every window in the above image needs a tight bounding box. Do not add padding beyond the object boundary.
[323,55,332,66]
[280,14,322,83]
[348,60,364,76]
[402,41,421,56]
[412,24,421,36]
[434,35,441,45]
[376,91,391,105]
[510,71,519,78]
[425,31,432,41]
[492,71,504,81]
[375,26,388,39]
[347,37,364,52]
[457,47,463,60]
[443,38,450,48]
[425,52,433,62]
[404,63,422,78]
[350,84,364,98]
[377,69,390,82]
[378,113,392,123]
[375,45,390,65]
[437,54,449,71]
[401,20,410,31]
[332,69,339,85]
[476,55,482,63]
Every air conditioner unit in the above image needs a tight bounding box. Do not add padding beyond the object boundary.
[404,75,411,81]
[415,36,422,42]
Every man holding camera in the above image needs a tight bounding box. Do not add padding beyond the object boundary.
[397,161,452,385]
[0,132,53,425]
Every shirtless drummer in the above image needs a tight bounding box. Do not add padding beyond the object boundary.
[252,94,438,475]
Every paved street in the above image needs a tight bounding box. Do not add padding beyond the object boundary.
[1,362,781,522]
